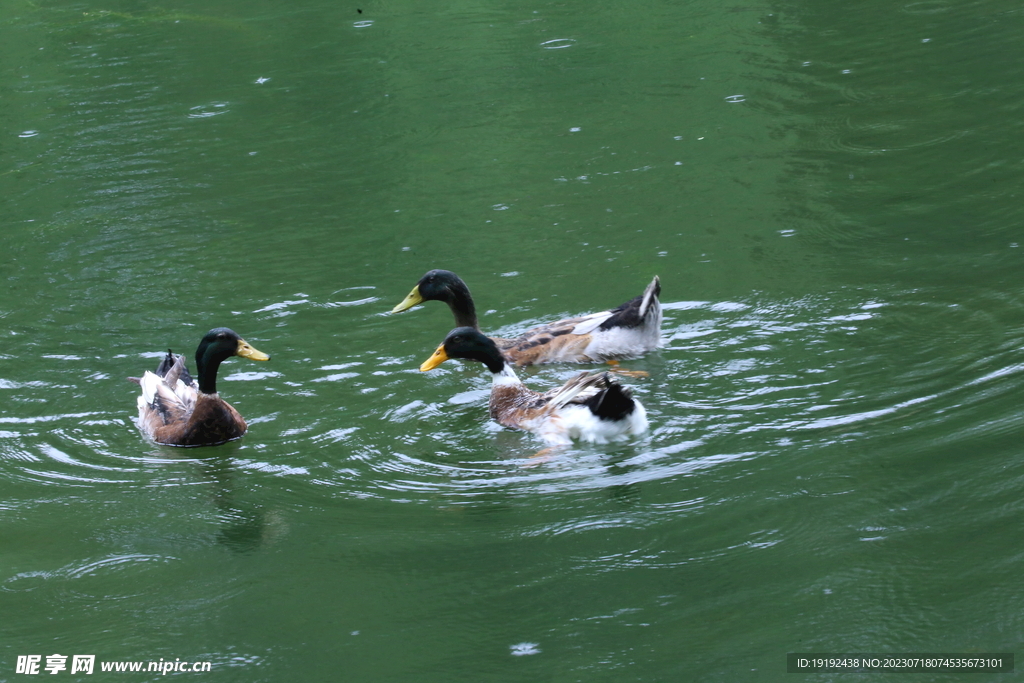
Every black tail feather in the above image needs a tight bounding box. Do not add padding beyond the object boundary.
[584,374,636,422]
[154,349,195,387]
[598,276,661,331]
[155,349,177,377]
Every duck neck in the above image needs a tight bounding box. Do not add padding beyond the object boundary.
[444,281,480,330]
[488,358,520,385]
[195,348,229,395]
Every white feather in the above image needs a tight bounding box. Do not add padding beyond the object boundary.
[582,325,662,361]
[136,369,197,426]
[491,370,649,445]
[570,311,615,336]
[529,399,649,446]
[139,371,161,406]
[547,373,604,409]
[639,276,659,318]
[493,365,521,386]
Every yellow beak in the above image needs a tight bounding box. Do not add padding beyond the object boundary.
[391,285,425,314]
[419,344,449,371]
[236,338,270,361]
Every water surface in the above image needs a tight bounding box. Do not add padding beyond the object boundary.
[2,0,1023,680]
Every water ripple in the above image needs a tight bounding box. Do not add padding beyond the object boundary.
[2,288,1022,525]
[3,554,176,599]
[540,38,575,49]
[187,102,229,118]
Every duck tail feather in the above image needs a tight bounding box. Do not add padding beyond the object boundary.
[584,374,636,422]
[639,275,661,318]
[154,350,178,377]
[550,371,604,409]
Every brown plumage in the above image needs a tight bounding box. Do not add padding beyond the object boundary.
[486,371,620,431]
[140,389,248,447]
[420,328,649,445]
[492,320,602,366]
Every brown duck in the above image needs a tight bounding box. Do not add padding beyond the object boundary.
[131,328,270,447]
[420,327,649,445]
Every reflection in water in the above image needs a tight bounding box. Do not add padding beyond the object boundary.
[603,453,645,506]
[194,454,286,554]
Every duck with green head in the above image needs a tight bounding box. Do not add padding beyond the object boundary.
[131,327,270,447]
[420,327,649,445]
[392,269,663,366]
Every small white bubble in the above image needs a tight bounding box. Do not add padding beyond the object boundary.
[922,38,931,42]
[401,247,411,251]
[674,136,683,140]
[674,161,682,165]
[570,127,581,132]
[841,69,852,74]
[724,94,745,103]
[254,77,270,84]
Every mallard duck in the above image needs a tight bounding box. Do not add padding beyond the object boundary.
[392,270,662,366]
[130,328,270,447]
[420,327,648,445]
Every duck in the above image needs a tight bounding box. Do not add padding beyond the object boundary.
[391,270,662,366]
[420,327,648,445]
[130,328,270,447]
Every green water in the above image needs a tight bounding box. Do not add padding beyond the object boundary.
[2,0,1023,680]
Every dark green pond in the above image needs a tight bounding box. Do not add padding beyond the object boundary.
[2,0,1023,680]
